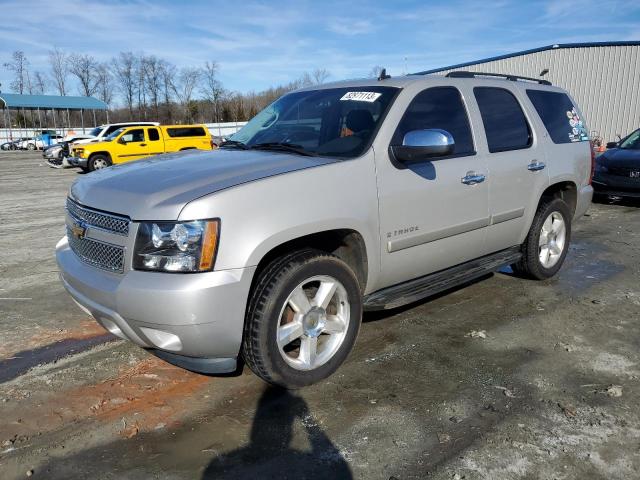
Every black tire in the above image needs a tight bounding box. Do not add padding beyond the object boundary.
[88,154,112,172]
[243,249,362,389]
[512,198,572,280]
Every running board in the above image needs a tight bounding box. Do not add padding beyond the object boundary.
[363,246,522,311]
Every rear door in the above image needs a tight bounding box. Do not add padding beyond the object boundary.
[115,128,149,163]
[375,85,490,288]
[470,85,549,252]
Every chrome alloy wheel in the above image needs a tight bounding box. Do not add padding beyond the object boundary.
[276,275,350,371]
[538,211,566,269]
[93,157,109,169]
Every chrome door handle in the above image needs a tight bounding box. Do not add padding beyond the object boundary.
[527,161,546,171]
[461,172,486,185]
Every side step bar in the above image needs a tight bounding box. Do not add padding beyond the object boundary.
[363,246,522,311]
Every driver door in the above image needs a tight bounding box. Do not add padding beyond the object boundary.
[375,85,490,288]
[115,128,148,163]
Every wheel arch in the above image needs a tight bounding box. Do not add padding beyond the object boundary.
[539,181,577,217]
[249,229,369,296]
[88,151,112,162]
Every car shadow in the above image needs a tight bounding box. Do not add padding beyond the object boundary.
[202,386,353,480]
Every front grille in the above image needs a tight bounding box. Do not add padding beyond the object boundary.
[67,227,125,273]
[66,198,130,236]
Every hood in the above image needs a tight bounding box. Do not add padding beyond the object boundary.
[70,149,341,220]
[597,148,640,167]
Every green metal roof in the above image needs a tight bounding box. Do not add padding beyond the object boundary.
[0,93,108,110]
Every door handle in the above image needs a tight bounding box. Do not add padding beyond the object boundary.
[527,160,546,171]
[461,172,486,185]
[140,143,147,147]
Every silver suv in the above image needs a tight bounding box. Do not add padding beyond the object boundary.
[56,72,594,388]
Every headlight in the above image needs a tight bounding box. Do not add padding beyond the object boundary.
[133,219,220,273]
[75,148,85,158]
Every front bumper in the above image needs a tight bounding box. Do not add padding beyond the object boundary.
[56,236,256,373]
[67,156,88,168]
[592,175,640,198]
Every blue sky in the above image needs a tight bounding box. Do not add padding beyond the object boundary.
[0,0,639,103]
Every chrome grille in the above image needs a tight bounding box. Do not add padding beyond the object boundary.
[67,227,125,273]
[66,198,130,236]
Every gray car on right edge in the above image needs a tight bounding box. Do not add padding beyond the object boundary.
[56,71,593,388]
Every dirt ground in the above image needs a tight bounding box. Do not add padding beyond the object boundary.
[1,151,639,480]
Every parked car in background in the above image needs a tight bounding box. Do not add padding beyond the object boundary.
[20,134,64,150]
[1,137,32,150]
[45,134,102,168]
[58,122,161,168]
[593,128,640,198]
[69,124,215,171]
[57,72,593,388]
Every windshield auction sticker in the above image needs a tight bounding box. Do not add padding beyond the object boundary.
[340,91,382,102]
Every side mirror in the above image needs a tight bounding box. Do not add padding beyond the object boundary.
[118,137,127,145]
[606,141,618,149]
[390,129,455,163]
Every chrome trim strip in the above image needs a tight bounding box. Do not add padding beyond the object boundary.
[387,217,490,253]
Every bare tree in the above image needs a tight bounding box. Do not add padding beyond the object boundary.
[68,53,99,96]
[311,68,330,84]
[112,52,137,115]
[201,61,225,123]
[48,48,68,95]
[369,65,384,79]
[33,71,48,94]
[95,63,113,105]
[135,54,148,117]
[3,51,29,94]
[144,55,163,117]
[172,67,200,121]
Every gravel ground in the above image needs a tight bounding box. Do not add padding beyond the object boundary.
[0,151,639,480]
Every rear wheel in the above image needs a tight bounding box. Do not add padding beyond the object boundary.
[243,249,362,389]
[27,143,36,150]
[512,198,571,279]
[88,154,111,171]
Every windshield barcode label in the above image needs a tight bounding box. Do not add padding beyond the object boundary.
[340,92,382,102]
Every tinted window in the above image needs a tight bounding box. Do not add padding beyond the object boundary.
[166,127,206,138]
[526,90,588,144]
[392,87,474,156]
[231,87,398,158]
[148,128,160,141]
[121,129,145,143]
[474,87,531,153]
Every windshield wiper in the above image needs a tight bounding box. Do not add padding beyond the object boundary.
[219,140,249,149]
[250,142,316,157]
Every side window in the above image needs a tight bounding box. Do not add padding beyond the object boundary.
[526,90,588,144]
[148,128,160,141]
[474,87,532,153]
[392,86,474,156]
[121,129,145,143]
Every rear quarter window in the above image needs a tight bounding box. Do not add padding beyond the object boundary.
[526,90,589,144]
[166,127,207,138]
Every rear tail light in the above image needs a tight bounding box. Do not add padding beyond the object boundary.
[210,139,217,149]
[589,141,596,185]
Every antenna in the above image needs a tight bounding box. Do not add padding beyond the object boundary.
[377,68,391,81]
[539,68,549,77]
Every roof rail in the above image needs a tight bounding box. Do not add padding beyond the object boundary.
[445,71,552,86]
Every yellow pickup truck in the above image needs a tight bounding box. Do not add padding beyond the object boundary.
[69,124,215,171]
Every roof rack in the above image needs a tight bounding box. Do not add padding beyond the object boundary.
[445,71,552,86]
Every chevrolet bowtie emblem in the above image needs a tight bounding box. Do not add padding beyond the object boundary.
[71,221,87,239]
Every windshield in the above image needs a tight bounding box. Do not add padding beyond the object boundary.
[105,127,126,141]
[229,86,398,158]
[619,129,640,150]
[88,127,102,137]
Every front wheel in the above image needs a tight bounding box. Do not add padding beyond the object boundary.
[243,249,362,388]
[27,143,36,150]
[88,154,112,171]
[512,198,572,280]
